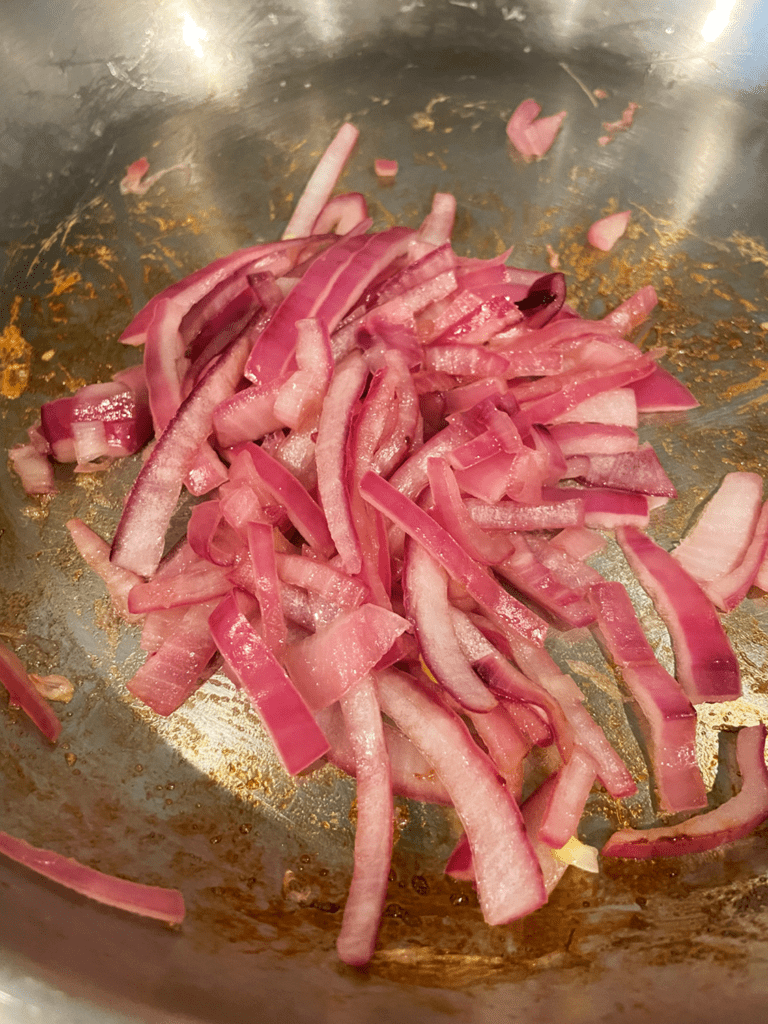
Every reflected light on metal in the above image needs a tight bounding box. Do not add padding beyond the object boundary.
[182,11,209,58]
[672,96,736,224]
[701,0,737,41]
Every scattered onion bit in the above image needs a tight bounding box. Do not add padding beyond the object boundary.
[551,835,599,873]
[587,211,631,252]
[28,673,75,704]
[374,158,399,179]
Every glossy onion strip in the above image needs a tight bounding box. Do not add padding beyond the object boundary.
[7,122,768,964]
[0,830,185,923]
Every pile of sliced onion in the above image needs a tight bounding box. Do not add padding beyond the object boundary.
[5,122,768,961]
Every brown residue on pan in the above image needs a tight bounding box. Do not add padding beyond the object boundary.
[0,297,33,399]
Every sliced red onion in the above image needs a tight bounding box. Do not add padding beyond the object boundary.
[140,606,187,654]
[589,581,707,814]
[127,599,219,715]
[336,677,393,966]
[547,422,639,457]
[180,275,257,357]
[527,537,604,591]
[212,377,288,448]
[537,747,597,849]
[552,526,605,561]
[354,351,419,480]
[65,518,144,624]
[248,227,413,388]
[467,704,529,799]
[244,229,370,387]
[127,563,230,614]
[466,642,574,762]
[186,501,239,567]
[553,387,638,427]
[315,351,368,574]
[542,486,650,530]
[376,668,547,925]
[514,354,655,425]
[316,703,451,804]
[402,538,497,713]
[232,442,334,558]
[587,211,631,251]
[628,365,699,412]
[275,553,366,608]
[9,442,57,495]
[510,642,637,798]
[272,318,333,430]
[282,122,360,240]
[418,192,457,246]
[572,444,677,498]
[600,284,657,336]
[40,378,152,465]
[119,157,189,197]
[0,641,62,742]
[282,604,410,712]
[387,422,473,500]
[427,458,514,565]
[247,522,287,654]
[602,724,768,859]
[446,771,597,892]
[515,272,566,329]
[134,241,309,435]
[110,324,255,577]
[494,538,596,631]
[616,525,741,704]
[706,499,768,612]
[506,99,567,159]
[466,497,584,532]
[672,473,763,585]
[209,593,329,774]
[0,830,185,923]
[359,470,548,647]
[312,192,369,236]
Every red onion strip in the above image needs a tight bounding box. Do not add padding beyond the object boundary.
[282,123,360,241]
[615,525,741,704]
[232,442,334,558]
[672,472,763,584]
[0,642,62,742]
[247,523,288,655]
[209,593,329,774]
[402,538,498,713]
[282,605,410,712]
[110,325,256,577]
[66,519,144,624]
[127,600,219,715]
[537,747,597,849]
[360,471,548,646]
[315,352,368,574]
[376,668,547,925]
[602,724,768,858]
[589,581,707,813]
[335,677,393,966]
[0,830,185,923]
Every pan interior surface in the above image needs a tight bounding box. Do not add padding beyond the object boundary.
[1,2,767,1022]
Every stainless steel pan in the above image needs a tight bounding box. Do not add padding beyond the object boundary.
[1,2,767,1021]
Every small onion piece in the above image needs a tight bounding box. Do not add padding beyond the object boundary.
[587,211,631,252]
